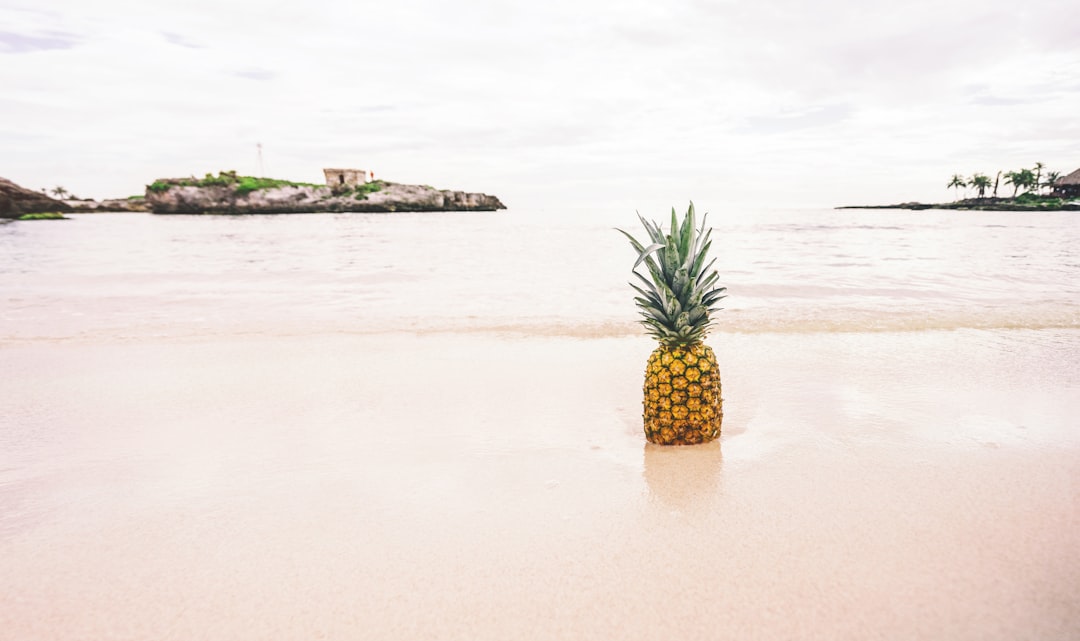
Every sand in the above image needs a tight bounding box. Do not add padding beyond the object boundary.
[1,329,1078,640]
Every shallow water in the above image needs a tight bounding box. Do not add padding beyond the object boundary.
[2,207,1078,341]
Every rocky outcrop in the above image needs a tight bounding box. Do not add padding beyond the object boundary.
[145,179,506,214]
[0,177,72,219]
[64,198,150,213]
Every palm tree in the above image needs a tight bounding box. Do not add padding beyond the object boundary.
[1004,169,1037,198]
[947,174,967,201]
[1033,162,1045,193]
[51,186,69,199]
[970,173,992,198]
[1018,168,1037,195]
[1003,171,1021,198]
[1043,171,1062,195]
[993,170,1002,198]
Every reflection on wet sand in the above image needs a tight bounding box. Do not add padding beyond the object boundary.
[643,441,723,511]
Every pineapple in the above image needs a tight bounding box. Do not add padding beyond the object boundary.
[618,203,727,445]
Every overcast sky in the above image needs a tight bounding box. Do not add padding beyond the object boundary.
[1,0,1077,214]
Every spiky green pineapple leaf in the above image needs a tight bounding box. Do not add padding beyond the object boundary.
[619,202,726,346]
[635,243,665,270]
[617,227,668,291]
[679,204,694,264]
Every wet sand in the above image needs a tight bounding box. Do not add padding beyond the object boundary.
[1,330,1078,640]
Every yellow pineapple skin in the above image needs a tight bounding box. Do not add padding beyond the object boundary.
[643,343,722,445]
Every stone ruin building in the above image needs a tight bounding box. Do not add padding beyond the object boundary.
[323,168,372,188]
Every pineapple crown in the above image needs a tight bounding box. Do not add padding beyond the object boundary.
[617,202,727,345]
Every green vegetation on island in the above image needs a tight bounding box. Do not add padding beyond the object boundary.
[353,180,385,200]
[17,212,68,220]
[840,162,1080,211]
[148,170,393,202]
[147,170,324,196]
[947,164,1062,200]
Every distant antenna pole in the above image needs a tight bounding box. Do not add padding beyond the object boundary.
[256,143,265,177]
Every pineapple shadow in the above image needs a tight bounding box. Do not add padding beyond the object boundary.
[642,441,723,511]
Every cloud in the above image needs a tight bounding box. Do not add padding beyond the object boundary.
[232,68,278,81]
[161,31,203,49]
[0,0,1078,208]
[966,93,1035,107]
[0,30,79,53]
[740,104,854,135]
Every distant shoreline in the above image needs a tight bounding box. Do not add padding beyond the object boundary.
[837,197,1079,212]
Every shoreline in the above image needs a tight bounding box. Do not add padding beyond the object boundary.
[837,199,1080,211]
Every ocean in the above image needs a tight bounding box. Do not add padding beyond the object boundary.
[2,207,1078,342]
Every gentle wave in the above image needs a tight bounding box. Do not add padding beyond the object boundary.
[418,310,1074,336]
[4,310,1077,346]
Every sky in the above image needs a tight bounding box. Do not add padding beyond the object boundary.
[1,0,1078,214]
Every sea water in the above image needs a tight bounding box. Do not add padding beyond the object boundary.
[1,207,1078,341]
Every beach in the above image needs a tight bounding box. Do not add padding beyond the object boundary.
[1,209,1079,639]
[2,327,1078,639]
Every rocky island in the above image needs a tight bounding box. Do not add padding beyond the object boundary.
[2,169,506,219]
[146,170,506,214]
[0,177,72,219]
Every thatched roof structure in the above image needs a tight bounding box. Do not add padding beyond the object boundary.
[1053,168,1080,198]
[1056,168,1080,186]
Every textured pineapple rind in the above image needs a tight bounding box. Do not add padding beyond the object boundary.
[643,342,722,445]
